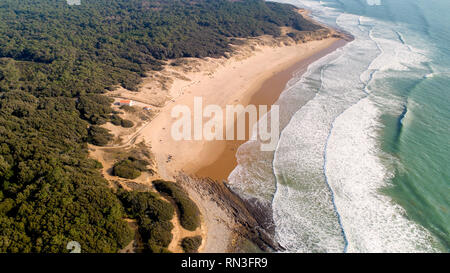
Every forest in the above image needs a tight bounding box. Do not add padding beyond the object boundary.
[0,0,321,252]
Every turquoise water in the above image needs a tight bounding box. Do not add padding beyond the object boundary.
[230,0,449,252]
[379,0,450,251]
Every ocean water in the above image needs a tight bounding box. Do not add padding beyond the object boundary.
[229,0,449,252]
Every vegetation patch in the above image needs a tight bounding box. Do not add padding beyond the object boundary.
[112,157,149,179]
[120,119,134,128]
[110,114,134,128]
[153,180,201,231]
[120,105,136,113]
[181,236,202,253]
[110,114,123,126]
[77,94,113,125]
[118,190,175,253]
[88,125,114,146]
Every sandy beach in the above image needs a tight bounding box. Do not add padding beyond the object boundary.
[140,36,346,252]
[101,31,348,253]
[134,36,344,182]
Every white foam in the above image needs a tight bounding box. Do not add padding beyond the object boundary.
[271,11,380,252]
[325,98,436,252]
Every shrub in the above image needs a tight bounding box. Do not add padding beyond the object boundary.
[112,157,149,179]
[144,221,174,247]
[117,190,175,252]
[91,159,103,169]
[121,119,134,128]
[181,236,202,253]
[147,243,171,253]
[88,125,114,146]
[110,114,123,126]
[118,190,174,221]
[110,115,133,128]
[120,105,136,112]
[113,160,141,179]
[153,180,201,231]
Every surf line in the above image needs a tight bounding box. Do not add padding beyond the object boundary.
[323,122,349,253]
[321,21,388,253]
[321,62,353,253]
[320,47,350,252]
[322,67,374,254]
[322,60,373,254]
